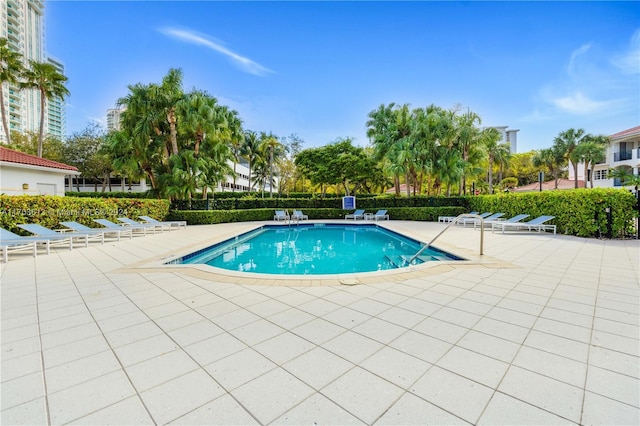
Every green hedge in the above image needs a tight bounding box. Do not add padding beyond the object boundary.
[65,191,155,199]
[168,206,467,225]
[0,195,170,234]
[171,196,471,211]
[468,189,637,237]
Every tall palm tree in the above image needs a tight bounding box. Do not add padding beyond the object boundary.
[574,135,607,188]
[453,109,482,194]
[222,108,244,192]
[242,130,261,192]
[259,132,283,197]
[20,61,69,157]
[480,127,502,194]
[176,90,225,156]
[0,38,24,144]
[554,128,587,188]
[152,68,184,156]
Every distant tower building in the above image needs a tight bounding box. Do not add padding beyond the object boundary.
[488,126,519,153]
[106,107,124,132]
[46,56,66,140]
[1,0,66,143]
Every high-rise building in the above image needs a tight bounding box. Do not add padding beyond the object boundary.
[46,56,65,140]
[487,126,519,153]
[106,107,124,132]
[1,0,66,143]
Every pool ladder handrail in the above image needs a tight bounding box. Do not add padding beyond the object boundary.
[407,213,484,264]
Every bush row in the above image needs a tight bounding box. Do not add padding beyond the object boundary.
[65,191,154,199]
[167,206,468,225]
[468,189,637,237]
[171,196,470,211]
[0,195,170,235]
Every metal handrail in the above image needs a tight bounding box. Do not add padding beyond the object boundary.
[407,214,484,264]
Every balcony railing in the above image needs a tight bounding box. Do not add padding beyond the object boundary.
[614,151,633,162]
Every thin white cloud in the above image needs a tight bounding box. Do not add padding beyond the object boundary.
[550,91,613,115]
[159,27,272,76]
[612,29,640,74]
[567,43,591,77]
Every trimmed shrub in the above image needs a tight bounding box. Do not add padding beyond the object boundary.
[168,206,467,225]
[468,189,636,237]
[0,195,170,234]
[65,191,156,199]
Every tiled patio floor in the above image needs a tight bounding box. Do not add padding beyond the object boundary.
[1,221,638,425]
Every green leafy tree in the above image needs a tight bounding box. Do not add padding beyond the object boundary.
[5,131,65,162]
[0,38,25,144]
[63,123,113,192]
[20,61,70,157]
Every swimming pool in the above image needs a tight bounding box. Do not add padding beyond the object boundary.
[170,223,462,275]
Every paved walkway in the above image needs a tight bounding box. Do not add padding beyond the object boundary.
[1,221,638,425]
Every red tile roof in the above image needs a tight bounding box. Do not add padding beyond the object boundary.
[0,146,78,172]
[610,126,640,139]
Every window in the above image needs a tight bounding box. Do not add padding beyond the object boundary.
[594,170,608,180]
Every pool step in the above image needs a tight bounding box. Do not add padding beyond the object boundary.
[386,255,428,268]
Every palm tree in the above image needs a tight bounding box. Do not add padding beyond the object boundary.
[453,109,482,194]
[0,38,24,144]
[480,127,502,194]
[153,68,184,156]
[574,135,607,188]
[176,90,222,156]
[222,108,244,192]
[20,61,69,157]
[554,128,587,189]
[259,132,283,197]
[533,147,565,189]
[608,167,640,190]
[242,130,261,192]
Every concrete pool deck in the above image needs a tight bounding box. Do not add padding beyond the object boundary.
[1,220,638,425]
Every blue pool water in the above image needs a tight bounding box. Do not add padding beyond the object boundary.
[171,224,462,275]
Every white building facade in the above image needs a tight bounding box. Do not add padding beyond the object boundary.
[570,126,640,190]
[0,146,79,195]
[487,126,519,153]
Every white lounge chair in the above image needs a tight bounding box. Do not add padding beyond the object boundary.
[139,215,187,230]
[345,209,365,220]
[369,210,389,221]
[1,228,50,263]
[292,210,309,220]
[438,211,479,223]
[466,212,505,228]
[274,210,290,221]
[492,215,556,234]
[61,221,132,241]
[94,218,149,236]
[458,212,493,226]
[17,223,92,248]
[118,217,167,233]
[481,214,530,230]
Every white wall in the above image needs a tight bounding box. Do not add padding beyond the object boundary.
[0,163,76,196]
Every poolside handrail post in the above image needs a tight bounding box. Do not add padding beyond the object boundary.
[408,213,484,264]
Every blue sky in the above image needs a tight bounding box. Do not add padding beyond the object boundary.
[46,1,639,152]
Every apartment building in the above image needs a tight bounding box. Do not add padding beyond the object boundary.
[570,125,640,189]
[1,0,66,142]
[487,126,519,153]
